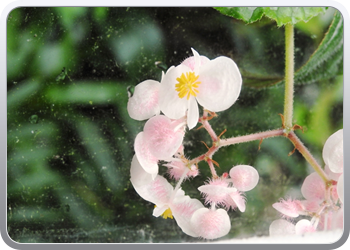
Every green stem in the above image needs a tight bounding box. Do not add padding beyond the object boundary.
[284,24,294,131]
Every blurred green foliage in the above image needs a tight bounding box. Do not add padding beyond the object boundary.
[7,7,343,243]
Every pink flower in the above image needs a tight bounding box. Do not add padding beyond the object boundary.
[159,48,242,129]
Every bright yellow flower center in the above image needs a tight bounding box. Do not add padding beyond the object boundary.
[161,208,173,219]
[175,72,201,100]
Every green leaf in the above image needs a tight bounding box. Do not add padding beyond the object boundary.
[214,7,327,27]
[292,11,343,85]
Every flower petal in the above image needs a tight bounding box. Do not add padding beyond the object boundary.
[269,219,296,236]
[187,95,199,130]
[130,155,174,206]
[127,80,160,120]
[196,56,242,112]
[272,199,304,217]
[170,193,204,237]
[134,132,158,178]
[159,64,191,119]
[323,129,343,174]
[337,173,344,204]
[228,190,246,212]
[143,115,185,160]
[130,155,153,187]
[190,208,231,240]
[301,172,326,202]
[295,219,316,235]
[181,52,210,71]
[229,165,259,192]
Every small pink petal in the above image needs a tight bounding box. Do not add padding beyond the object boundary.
[272,199,304,217]
[269,219,296,236]
[164,161,198,181]
[301,172,326,202]
[190,208,231,240]
[229,165,259,191]
[300,200,320,213]
[198,184,230,205]
[143,115,185,160]
[228,190,246,212]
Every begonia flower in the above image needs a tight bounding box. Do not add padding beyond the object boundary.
[130,155,204,237]
[159,48,242,129]
[127,79,161,120]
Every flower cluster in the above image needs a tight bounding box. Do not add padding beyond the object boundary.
[127,48,260,240]
[270,129,343,236]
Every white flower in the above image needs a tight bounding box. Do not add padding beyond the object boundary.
[159,48,242,129]
[130,155,204,237]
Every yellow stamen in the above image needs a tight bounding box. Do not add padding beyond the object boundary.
[161,208,173,219]
[175,72,201,100]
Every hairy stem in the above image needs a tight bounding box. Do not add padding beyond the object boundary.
[219,129,285,147]
[287,131,330,183]
[284,23,294,131]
